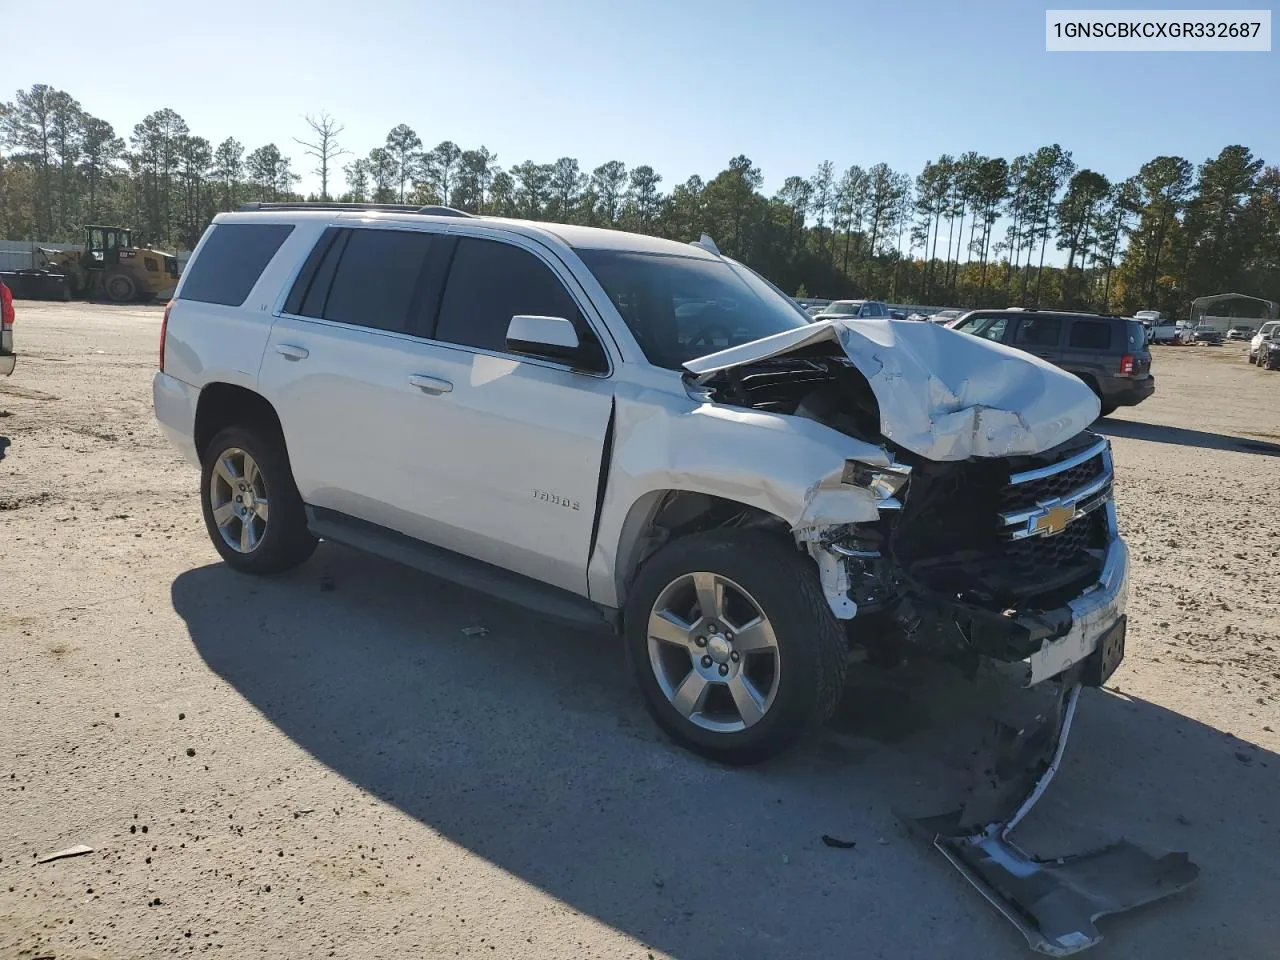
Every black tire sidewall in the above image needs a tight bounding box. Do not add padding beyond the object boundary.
[623,530,846,764]
[107,274,135,302]
[199,425,313,574]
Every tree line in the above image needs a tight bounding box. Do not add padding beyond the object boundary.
[2,83,1276,319]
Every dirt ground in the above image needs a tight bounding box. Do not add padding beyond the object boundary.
[1,301,1278,960]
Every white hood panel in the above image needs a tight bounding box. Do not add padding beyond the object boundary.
[684,319,1100,461]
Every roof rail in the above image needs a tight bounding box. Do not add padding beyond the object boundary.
[415,205,473,218]
[236,201,474,218]
[238,201,419,212]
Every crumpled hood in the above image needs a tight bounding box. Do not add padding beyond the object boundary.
[683,318,1100,462]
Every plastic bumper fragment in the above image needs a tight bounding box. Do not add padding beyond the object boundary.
[899,674,1198,955]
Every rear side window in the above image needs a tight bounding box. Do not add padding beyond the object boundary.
[180,223,293,307]
[317,229,436,334]
[1069,320,1112,350]
[1013,316,1062,347]
[434,237,583,353]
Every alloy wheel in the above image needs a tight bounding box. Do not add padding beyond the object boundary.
[646,571,781,733]
[208,447,269,554]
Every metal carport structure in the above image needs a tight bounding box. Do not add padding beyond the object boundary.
[1189,293,1278,331]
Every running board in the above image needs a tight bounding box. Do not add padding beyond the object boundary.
[899,680,1199,955]
[306,506,614,631]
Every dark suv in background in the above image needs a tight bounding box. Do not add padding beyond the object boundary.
[950,310,1154,417]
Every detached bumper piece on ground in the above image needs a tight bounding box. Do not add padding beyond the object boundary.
[900,661,1199,956]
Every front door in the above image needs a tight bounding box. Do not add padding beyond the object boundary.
[392,233,615,595]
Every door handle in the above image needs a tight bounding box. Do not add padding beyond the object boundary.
[408,374,453,395]
[275,343,309,361]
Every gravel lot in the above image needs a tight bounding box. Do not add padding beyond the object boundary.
[2,301,1278,960]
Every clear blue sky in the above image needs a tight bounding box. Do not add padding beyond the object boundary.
[4,0,1275,202]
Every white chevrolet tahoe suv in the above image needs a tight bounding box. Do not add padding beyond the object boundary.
[154,203,1130,765]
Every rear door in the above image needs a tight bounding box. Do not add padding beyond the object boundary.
[1060,317,1114,381]
[1007,314,1065,364]
[261,224,452,533]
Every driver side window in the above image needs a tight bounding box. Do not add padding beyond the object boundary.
[977,317,1008,342]
[434,237,603,370]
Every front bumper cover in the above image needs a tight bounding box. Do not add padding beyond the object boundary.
[1021,535,1128,686]
[900,670,1199,955]
[893,531,1129,688]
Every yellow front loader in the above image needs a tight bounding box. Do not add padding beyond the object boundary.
[41,226,180,303]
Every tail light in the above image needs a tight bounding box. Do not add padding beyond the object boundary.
[1119,354,1134,376]
[159,299,173,371]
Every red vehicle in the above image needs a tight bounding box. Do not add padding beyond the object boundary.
[0,280,15,376]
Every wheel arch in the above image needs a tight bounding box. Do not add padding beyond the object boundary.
[194,382,285,461]
[609,488,794,616]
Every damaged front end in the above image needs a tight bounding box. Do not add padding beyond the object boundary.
[685,326,1131,687]
[836,432,1130,689]
[683,321,1198,952]
[801,444,1199,953]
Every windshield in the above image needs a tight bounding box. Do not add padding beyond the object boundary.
[577,249,809,369]
[820,300,861,314]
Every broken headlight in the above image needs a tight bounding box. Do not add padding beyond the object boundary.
[841,460,911,505]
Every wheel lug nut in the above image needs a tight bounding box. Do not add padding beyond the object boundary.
[695,636,706,647]
[730,651,740,663]
[725,632,734,641]
[235,496,242,503]
[701,656,712,668]
[718,664,729,676]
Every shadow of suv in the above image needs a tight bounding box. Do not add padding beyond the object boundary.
[950,309,1154,417]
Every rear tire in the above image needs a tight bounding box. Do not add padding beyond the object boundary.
[623,529,848,765]
[1099,402,1118,418]
[200,425,316,574]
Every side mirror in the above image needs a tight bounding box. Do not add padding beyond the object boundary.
[506,315,583,364]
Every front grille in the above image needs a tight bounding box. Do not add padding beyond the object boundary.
[1000,451,1107,512]
[890,435,1113,609]
[999,509,1107,593]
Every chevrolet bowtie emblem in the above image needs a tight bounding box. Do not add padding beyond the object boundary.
[1030,504,1075,537]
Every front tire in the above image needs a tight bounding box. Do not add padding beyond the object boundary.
[104,272,136,303]
[624,530,848,765]
[200,425,316,574]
